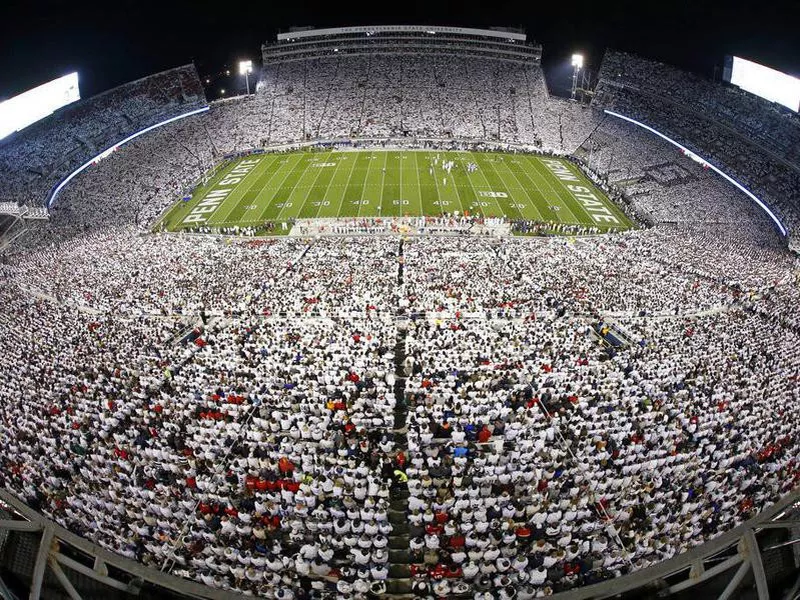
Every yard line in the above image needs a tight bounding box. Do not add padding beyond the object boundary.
[483,154,543,221]
[429,153,452,215]
[332,152,361,218]
[399,152,404,217]
[464,152,507,217]
[450,158,484,217]
[287,151,338,220]
[310,153,354,219]
[376,151,389,218]
[217,154,297,226]
[510,156,566,224]
[163,159,237,230]
[408,152,425,216]
[417,152,445,217]
[480,157,530,220]
[253,153,307,223]
[527,156,585,224]
[208,155,279,226]
[357,152,380,219]
[540,159,630,228]
[443,152,470,216]
[524,156,584,225]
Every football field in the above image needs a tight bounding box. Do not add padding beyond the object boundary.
[156,150,633,233]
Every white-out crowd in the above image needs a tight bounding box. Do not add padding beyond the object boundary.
[0,65,205,208]
[593,50,800,236]
[2,49,797,239]
[3,201,800,600]
[0,43,799,600]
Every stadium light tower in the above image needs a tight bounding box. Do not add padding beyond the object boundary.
[571,54,584,100]
[239,60,253,95]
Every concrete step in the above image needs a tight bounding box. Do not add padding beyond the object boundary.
[392,489,409,501]
[389,512,407,524]
[389,536,408,549]
[390,522,409,536]
[389,564,411,579]
[389,549,410,563]
[385,578,413,595]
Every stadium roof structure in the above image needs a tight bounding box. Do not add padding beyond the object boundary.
[264,24,541,65]
[277,25,528,42]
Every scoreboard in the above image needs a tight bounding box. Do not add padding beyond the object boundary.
[0,72,80,140]
[724,56,800,112]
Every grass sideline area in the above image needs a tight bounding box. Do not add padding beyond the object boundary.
[155,149,633,233]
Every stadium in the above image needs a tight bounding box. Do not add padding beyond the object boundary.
[0,15,799,600]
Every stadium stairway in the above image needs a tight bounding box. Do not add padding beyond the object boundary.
[386,239,413,598]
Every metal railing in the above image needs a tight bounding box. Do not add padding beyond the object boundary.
[0,485,797,599]
[0,489,242,600]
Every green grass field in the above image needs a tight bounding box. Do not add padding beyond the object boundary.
[156,150,633,233]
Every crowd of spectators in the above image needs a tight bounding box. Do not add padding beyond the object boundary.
[598,51,800,167]
[3,212,799,597]
[574,116,770,227]
[593,50,800,237]
[401,307,799,596]
[0,65,206,208]
[0,45,799,600]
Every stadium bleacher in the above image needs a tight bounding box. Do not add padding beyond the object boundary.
[0,64,207,210]
[0,25,798,600]
[592,50,800,239]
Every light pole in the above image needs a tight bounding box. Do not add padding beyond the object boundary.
[239,60,253,95]
[571,54,583,101]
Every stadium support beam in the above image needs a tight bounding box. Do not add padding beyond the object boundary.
[29,525,54,600]
[0,520,41,532]
[48,559,83,600]
[668,554,743,594]
[0,488,243,600]
[717,560,752,600]
[782,572,800,600]
[757,520,800,529]
[743,529,770,600]
[54,554,133,593]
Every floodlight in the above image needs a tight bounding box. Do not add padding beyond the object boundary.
[238,60,254,94]
[570,54,584,100]
[220,89,226,95]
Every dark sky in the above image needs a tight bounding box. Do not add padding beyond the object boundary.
[1,0,798,101]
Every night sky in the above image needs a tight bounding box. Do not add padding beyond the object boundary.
[1,0,798,101]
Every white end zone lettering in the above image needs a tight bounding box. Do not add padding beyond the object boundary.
[564,184,620,224]
[542,159,580,182]
[180,158,263,226]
